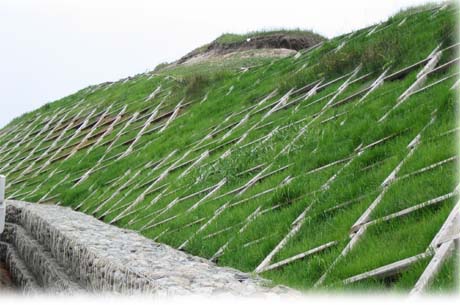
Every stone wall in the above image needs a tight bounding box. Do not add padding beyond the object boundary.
[0,200,291,295]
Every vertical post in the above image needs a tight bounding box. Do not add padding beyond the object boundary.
[0,175,5,234]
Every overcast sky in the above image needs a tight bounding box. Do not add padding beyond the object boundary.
[0,0,444,128]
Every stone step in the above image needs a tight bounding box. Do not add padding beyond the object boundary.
[0,241,40,293]
[1,224,84,293]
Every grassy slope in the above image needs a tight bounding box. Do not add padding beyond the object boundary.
[0,3,458,292]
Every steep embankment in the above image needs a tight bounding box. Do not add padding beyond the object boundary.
[0,3,458,293]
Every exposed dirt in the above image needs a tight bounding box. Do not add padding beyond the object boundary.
[176,33,325,66]
[180,48,297,66]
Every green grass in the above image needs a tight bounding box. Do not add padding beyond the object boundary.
[0,2,458,293]
[214,29,325,44]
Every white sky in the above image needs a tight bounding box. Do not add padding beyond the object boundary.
[0,0,444,128]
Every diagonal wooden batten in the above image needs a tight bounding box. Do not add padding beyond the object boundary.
[277,65,362,158]
[118,98,168,159]
[35,108,97,175]
[320,111,348,124]
[178,150,209,179]
[255,203,314,273]
[122,180,193,228]
[186,178,227,213]
[451,77,460,90]
[410,200,460,295]
[90,169,136,215]
[0,115,46,168]
[139,197,181,228]
[211,176,294,260]
[9,168,60,200]
[385,58,431,82]
[398,17,407,27]
[430,199,460,249]
[104,180,168,223]
[199,92,209,104]
[204,220,245,240]
[315,112,439,287]
[73,107,128,182]
[355,67,390,105]
[221,114,250,140]
[135,159,272,224]
[426,57,460,76]
[176,162,291,251]
[322,146,363,191]
[351,112,437,233]
[37,174,70,203]
[194,67,363,268]
[168,218,207,235]
[10,107,87,186]
[144,85,161,102]
[141,214,178,231]
[1,112,60,170]
[357,129,408,153]
[95,170,146,217]
[106,112,140,151]
[75,111,140,185]
[343,251,432,285]
[228,178,290,209]
[109,150,193,224]
[5,109,64,175]
[212,70,362,164]
[407,72,460,98]
[125,187,173,227]
[262,241,339,273]
[74,188,99,211]
[65,104,114,160]
[334,41,346,53]
[152,228,169,242]
[124,108,243,226]
[236,167,271,196]
[0,120,27,147]
[294,62,308,74]
[217,90,289,159]
[243,235,275,248]
[178,202,230,250]
[322,65,362,111]
[80,172,130,213]
[255,144,361,274]
[31,108,85,161]
[292,80,323,112]
[0,127,24,156]
[210,178,294,261]
[314,225,367,287]
[236,163,266,177]
[0,114,44,163]
[323,192,376,215]
[430,3,449,19]
[366,24,380,37]
[364,190,458,227]
[158,99,184,133]
[395,156,457,182]
[411,241,456,295]
[261,89,294,120]
[379,46,442,122]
